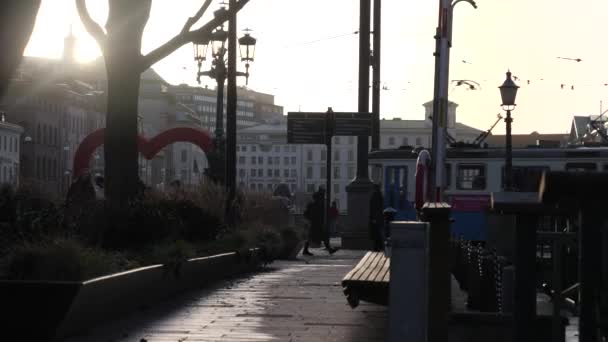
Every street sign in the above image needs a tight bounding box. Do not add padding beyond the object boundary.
[333,112,372,136]
[287,112,327,144]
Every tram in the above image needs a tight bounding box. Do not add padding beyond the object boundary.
[369,145,608,241]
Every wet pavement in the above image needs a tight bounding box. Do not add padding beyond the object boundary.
[65,244,387,342]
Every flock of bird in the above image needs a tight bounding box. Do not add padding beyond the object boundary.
[450,57,601,93]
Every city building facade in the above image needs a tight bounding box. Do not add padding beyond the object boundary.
[236,102,483,211]
[0,117,23,187]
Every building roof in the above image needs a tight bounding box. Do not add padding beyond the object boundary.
[485,132,569,148]
[571,115,590,140]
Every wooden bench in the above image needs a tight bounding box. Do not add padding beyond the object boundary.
[342,251,389,308]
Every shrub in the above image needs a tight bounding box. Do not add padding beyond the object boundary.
[2,238,131,281]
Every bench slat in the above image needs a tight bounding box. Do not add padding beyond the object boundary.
[371,257,389,282]
[365,253,387,282]
[353,252,380,281]
[343,251,374,282]
[359,252,384,282]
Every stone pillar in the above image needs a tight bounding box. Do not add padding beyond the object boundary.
[388,221,428,342]
[343,180,373,249]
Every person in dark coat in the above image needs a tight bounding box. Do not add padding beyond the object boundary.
[369,183,385,251]
[303,188,337,256]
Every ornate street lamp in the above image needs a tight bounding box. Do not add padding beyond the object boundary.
[238,29,256,85]
[499,70,519,190]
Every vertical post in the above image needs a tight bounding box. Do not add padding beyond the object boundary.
[430,27,441,198]
[215,66,225,141]
[421,202,451,342]
[225,0,237,209]
[513,214,537,342]
[552,235,563,342]
[578,208,602,342]
[356,0,370,181]
[325,108,334,237]
[371,0,381,150]
[504,110,513,190]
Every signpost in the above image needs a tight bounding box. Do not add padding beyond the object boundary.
[287,108,372,239]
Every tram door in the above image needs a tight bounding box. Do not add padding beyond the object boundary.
[384,166,416,220]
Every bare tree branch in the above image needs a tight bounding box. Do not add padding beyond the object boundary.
[75,0,107,50]
[181,0,213,34]
[140,0,250,72]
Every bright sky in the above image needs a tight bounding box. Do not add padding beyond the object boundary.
[23,0,608,134]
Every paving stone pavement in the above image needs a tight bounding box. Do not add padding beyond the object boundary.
[65,245,387,342]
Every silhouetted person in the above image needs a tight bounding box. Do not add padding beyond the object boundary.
[303,188,337,255]
[369,183,385,251]
[329,200,339,237]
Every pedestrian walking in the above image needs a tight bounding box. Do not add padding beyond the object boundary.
[303,188,338,256]
[369,183,385,251]
[328,200,339,237]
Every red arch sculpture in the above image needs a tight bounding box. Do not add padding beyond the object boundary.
[73,127,213,178]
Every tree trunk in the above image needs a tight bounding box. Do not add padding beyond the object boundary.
[0,0,41,99]
[103,0,151,206]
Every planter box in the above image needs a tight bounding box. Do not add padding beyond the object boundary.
[0,249,261,341]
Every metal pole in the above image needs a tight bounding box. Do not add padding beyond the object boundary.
[371,0,381,150]
[325,109,333,238]
[504,109,512,190]
[215,60,225,141]
[430,26,441,197]
[226,0,237,212]
[356,0,371,181]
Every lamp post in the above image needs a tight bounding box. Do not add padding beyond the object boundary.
[499,70,519,191]
[430,0,476,201]
[193,17,256,188]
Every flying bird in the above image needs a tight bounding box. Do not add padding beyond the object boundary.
[557,57,582,62]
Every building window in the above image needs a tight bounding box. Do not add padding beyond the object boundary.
[306,166,313,179]
[252,145,257,152]
[251,156,256,164]
[251,169,256,177]
[457,164,486,190]
[291,146,296,152]
[335,136,341,145]
[268,156,273,165]
[258,168,263,176]
[334,166,341,178]
[320,166,326,178]
[258,156,263,164]
[238,156,245,164]
[267,169,272,177]
[388,137,395,145]
[284,169,289,177]
[284,157,289,165]
[321,150,326,161]
[334,183,340,194]
[415,137,422,146]
[283,146,290,152]
[239,169,246,177]
[307,150,313,161]
[334,150,340,161]
[257,183,263,191]
[274,145,280,152]
[347,150,354,161]
[242,145,247,152]
[274,156,280,165]
[402,137,409,146]
[348,166,355,179]
[291,169,297,177]
[181,149,188,162]
[306,183,315,193]
[274,169,280,177]
[291,156,296,164]
[250,183,256,190]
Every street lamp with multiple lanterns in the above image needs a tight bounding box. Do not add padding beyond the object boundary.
[499,70,519,191]
[192,8,256,186]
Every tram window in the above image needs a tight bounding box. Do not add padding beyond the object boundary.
[457,164,486,190]
[503,166,549,192]
[565,162,597,172]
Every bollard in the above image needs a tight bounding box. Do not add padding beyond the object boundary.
[421,202,451,342]
[388,221,428,342]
